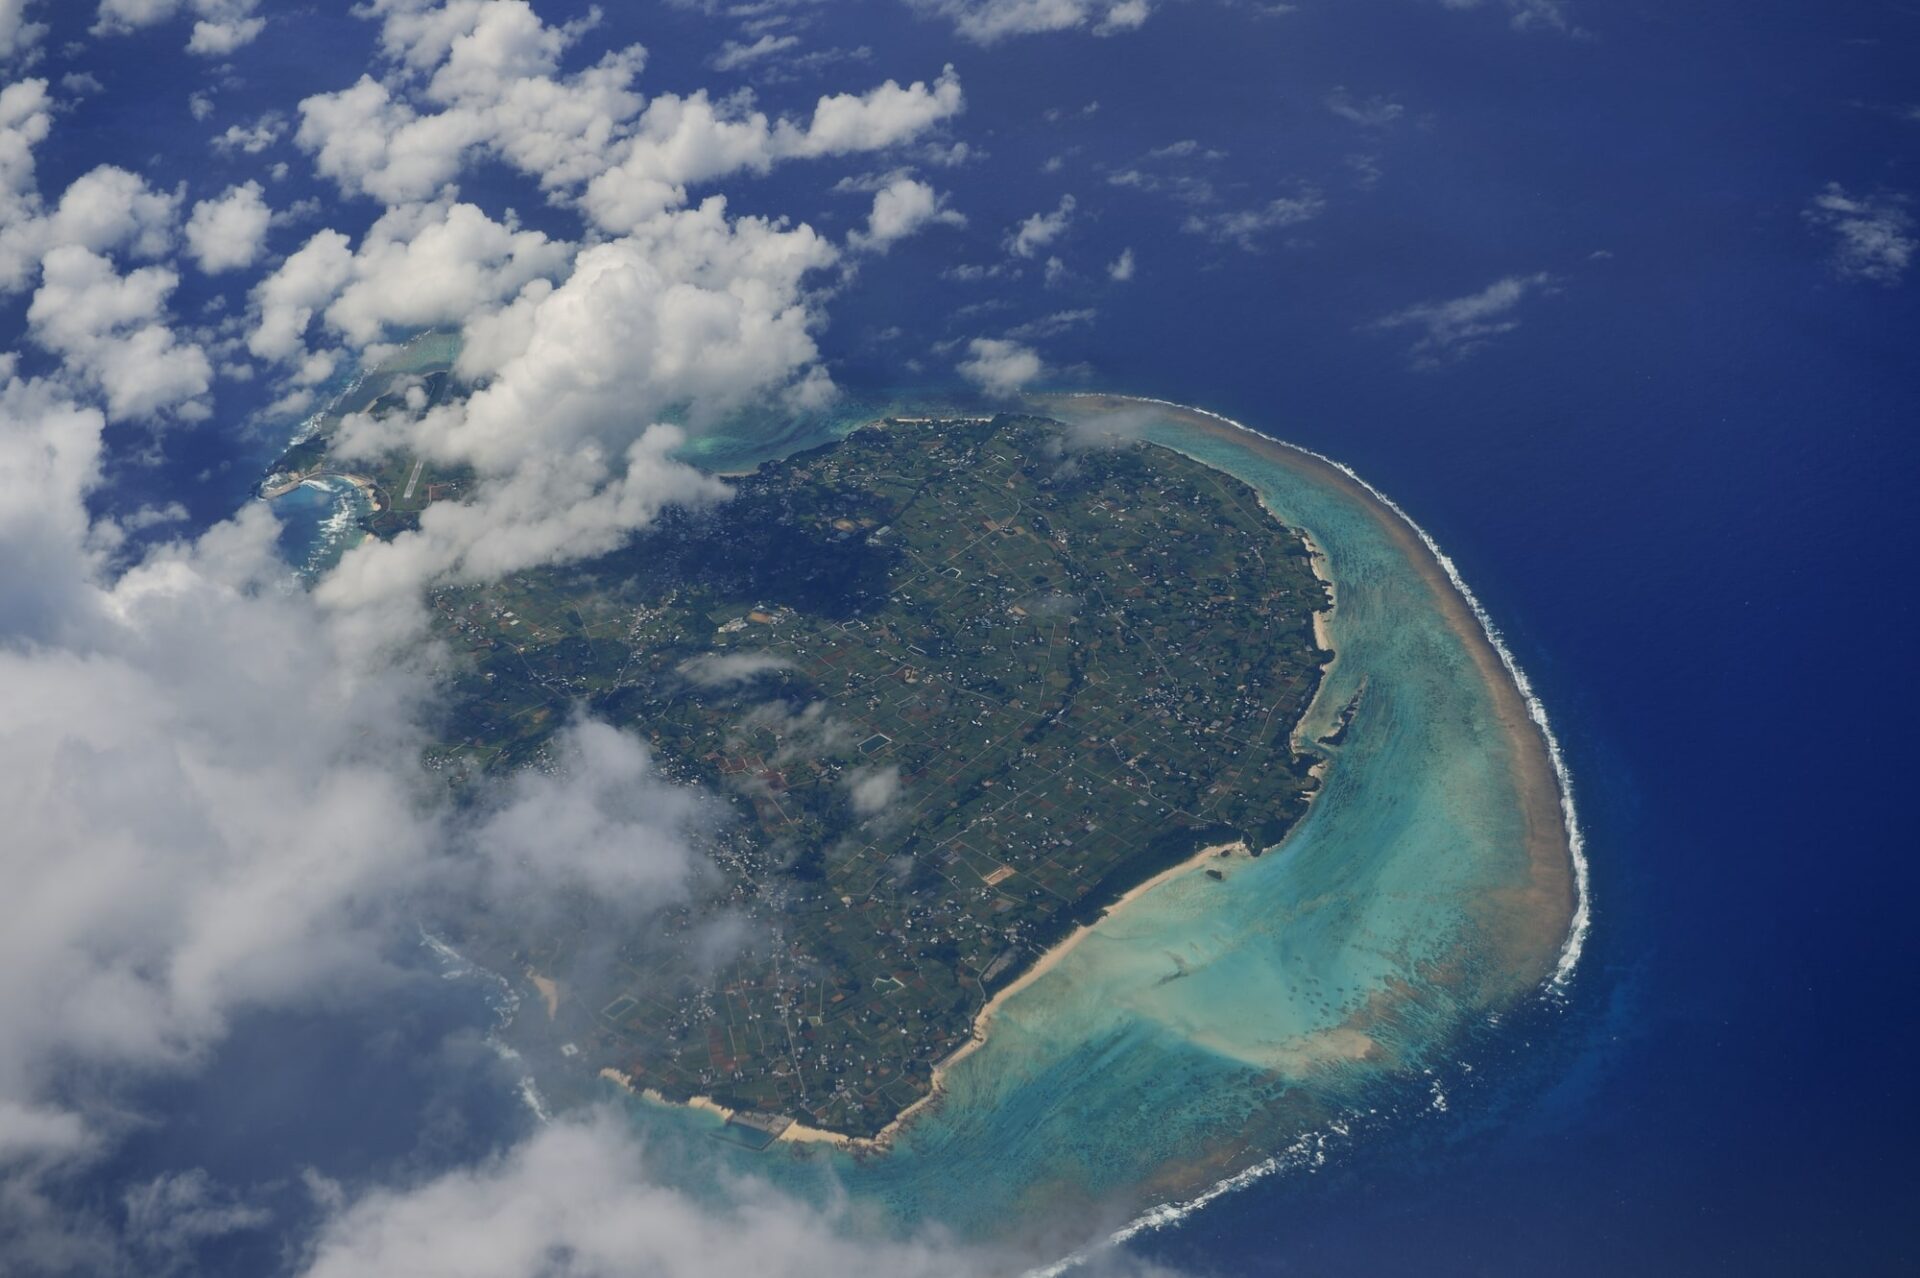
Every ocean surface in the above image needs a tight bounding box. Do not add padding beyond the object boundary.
[34,0,1919,1272]
[253,349,1914,1271]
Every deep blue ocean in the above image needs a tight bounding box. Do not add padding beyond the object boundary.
[21,0,1917,1272]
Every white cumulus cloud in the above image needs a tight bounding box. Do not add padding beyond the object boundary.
[93,0,268,55]
[1,149,181,296]
[296,0,646,205]
[582,67,963,233]
[211,113,286,155]
[0,0,47,62]
[848,764,902,815]
[249,200,570,374]
[0,362,730,1268]
[464,719,718,921]
[850,175,965,252]
[958,336,1044,395]
[290,1112,1093,1278]
[184,180,271,272]
[27,246,212,421]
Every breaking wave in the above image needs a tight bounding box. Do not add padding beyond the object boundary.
[1059,393,1590,989]
[1025,392,1593,1268]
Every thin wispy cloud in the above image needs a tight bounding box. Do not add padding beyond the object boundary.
[1324,87,1404,127]
[1804,183,1914,286]
[1181,189,1324,251]
[918,0,1152,44]
[711,33,801,71]
[1441,0,1579,35]
[1368,271,1559,368]
[1101,137,1223,205]
[1006,307,1096,340]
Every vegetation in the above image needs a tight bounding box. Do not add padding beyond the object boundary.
[417,416,1332,1138]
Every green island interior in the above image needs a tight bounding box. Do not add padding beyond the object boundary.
[286,411,1335,1141]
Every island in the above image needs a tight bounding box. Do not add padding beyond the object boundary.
[274,405,1341,1143]
[258,347,465,525]
[437,415,1335,1141]
[262,356,1592,1242]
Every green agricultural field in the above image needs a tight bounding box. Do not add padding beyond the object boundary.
[421,415,1332,1138]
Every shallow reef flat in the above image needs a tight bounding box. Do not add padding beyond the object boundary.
[610,393,1583,1245]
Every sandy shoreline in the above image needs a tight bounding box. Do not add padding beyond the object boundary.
[262,469,384,513]
[1040,392,1583,993]
[333,471,383,512]
[1293,526,1338,744]
[608,395,1582,1157]
[529,972,560,1021]
[862,838,1255,1147]
[601,839,1255,1153]
[596,1071,857,1146]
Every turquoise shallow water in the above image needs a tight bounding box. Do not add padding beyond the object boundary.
[271,476,371,577]
[612,397,1578,1242]
[265,357,1575,1241]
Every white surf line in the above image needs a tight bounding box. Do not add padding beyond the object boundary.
[418,927,554,1124]
[1022,1125,1350,1278]
[1053,392,1590,990]
[401,456,427,501]
[290,367,372,447]
[1013,392,1592,1277]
